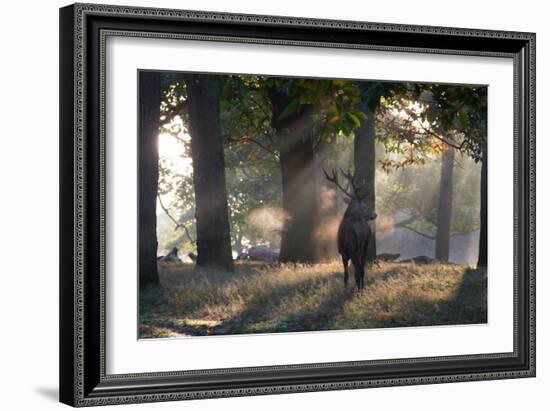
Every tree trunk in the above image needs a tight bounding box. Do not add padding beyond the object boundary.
[477,144,488,267]
[138,71,161,289]
[435,146,455,261]
[354,106,377,262]
[269,89,321,263]
[185,75,234,272]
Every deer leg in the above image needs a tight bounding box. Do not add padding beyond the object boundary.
[352,260,363,292]
[342,256,349,288]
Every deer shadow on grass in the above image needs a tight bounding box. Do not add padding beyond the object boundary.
[142,264,487,337]
[142,262,277,315]
[212,269,355,335]
[141,267,354,337]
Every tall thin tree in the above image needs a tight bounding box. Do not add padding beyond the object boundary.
[435,146,455,261]
[354,107,377,262]
[354,82,386,262]
[139,71,161,289]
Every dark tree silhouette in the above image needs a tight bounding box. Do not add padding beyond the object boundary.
[139,71,161,289]
[354,106,377,262]
[185,75,234,272]
[269,88,321,263]
[354,82,388,262]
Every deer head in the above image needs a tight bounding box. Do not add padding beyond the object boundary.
[323,168,377,221]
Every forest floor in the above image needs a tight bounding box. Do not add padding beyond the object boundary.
[139,260,487,339]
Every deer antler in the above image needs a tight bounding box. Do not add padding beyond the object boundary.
[340,169,369,200]
[340,168,369,200]
[340,168,358,195]
[323,168,353,199]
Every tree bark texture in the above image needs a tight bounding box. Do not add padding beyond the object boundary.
[138,71,161,289]
[185,75,234,272]
[354,107,377,262]
[269,88,322,263]
[435,146,456,261]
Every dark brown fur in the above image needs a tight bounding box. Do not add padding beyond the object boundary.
[324,169,377,290]
[338,200,376,289]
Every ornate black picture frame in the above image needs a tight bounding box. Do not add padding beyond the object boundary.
[59,3,535,407]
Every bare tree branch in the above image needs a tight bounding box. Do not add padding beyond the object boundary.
[400,107,466,150]
[449,228,479,238]
[247,92,271,121]
[227,136,278,158]
[377,215,416,232]
[323,168,354,199]
[181,226,196,244]
[378,212,478,239]
[157,194,196,243]
[401,224,436,239]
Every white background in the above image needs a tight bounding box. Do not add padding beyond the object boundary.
[0,0,546,410]
[107,37,513,374]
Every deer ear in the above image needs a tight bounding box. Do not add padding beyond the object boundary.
[342,196,351,204]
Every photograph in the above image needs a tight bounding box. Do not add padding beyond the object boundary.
[138,72,488,339]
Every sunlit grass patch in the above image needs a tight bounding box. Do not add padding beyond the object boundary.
[139,260,486,338]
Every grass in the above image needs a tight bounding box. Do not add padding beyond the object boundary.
[139,260,487,339]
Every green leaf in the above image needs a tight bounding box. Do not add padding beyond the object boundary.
[346,112,361,128]
[278,98,301,120]
[328,115,340,124]
[458,111,469,128]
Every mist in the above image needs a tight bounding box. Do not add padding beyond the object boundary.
[157,137,481,264]
[154,74,485,266]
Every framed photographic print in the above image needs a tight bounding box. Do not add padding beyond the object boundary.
[59,3,536,407]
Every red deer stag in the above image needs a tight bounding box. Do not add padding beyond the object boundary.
[324,169,377,291]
